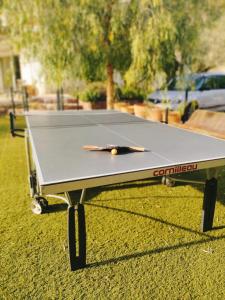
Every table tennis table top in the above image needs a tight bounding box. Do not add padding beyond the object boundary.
[26,110,225,194]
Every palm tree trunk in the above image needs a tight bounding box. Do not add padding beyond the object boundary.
[106,63,114,109]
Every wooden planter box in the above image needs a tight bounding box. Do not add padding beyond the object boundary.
[114,102,129,112]
[168,111,181,124]
[146,107,163,122]
[63,104,83,110]
[120,99,143,105]
[79,100,106,110]
[133,104,148,118]
[29,102,46,110]
[120,105,134,114]
[0,107,8,115]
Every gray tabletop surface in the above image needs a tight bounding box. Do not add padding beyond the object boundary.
[26,110,225,186]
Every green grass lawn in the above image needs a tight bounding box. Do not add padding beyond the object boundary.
[0,115,225,299]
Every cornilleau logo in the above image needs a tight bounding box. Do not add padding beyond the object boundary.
[153,163,198,176]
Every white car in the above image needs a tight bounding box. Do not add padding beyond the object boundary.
[148,72,225,120]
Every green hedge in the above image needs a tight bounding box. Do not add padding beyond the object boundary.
[79,82,144,103]
[79,82,106,103]
[116,87,144,101]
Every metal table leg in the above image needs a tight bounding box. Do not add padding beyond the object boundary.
[66,190,87,271]
[68,205,76,270]
[77,203,86,267]
[201,169,219,232]
[201,178,217,232]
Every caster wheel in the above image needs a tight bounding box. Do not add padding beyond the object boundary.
[165,177,176,187]
[162,176,166,185]
[31,197,48,214]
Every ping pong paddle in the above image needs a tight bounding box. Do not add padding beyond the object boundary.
[83,144,147,155]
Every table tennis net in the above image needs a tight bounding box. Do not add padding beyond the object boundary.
[27,113,149,128]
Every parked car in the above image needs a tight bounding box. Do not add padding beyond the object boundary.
[147,72,225,121]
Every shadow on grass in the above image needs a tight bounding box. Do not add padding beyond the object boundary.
[87,233,225,269]
[92,195,201,203]
[86,202,213,238]
[49,199,224,234]
[86,202,225,269]
[45,193,201,213]
[45,169,225,215]
[170,170,225,206]
[47,203,68,213]
[44,182,225,269]
[45,188,201,214]
[99,180,160,191]
[45,180,161,214]
[212,225,225,230]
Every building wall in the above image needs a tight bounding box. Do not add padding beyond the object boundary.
[20,55,46,95]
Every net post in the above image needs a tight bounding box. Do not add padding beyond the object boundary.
[9,112,15,137]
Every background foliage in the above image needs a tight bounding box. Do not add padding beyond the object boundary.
[3,0,225,101]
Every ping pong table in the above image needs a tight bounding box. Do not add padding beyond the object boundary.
[24,110,225,270]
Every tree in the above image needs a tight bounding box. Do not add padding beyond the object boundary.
[73,0,135,108]
[4,0,173,107]
[192,0,225,72]
[160,0,225,81]
[158,0,206,81]
[194,14,225,72]
[124,0,174,90]
[3,0,76,88]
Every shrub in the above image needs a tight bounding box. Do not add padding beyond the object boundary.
[116,87,144,102]
[79,82,106,103]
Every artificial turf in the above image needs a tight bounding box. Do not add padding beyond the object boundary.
[0,115,225,299]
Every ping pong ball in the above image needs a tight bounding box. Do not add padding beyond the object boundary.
[111,148,117,155]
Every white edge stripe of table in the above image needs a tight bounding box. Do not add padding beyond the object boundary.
[39,157,225,195]
[27,128,45,185]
